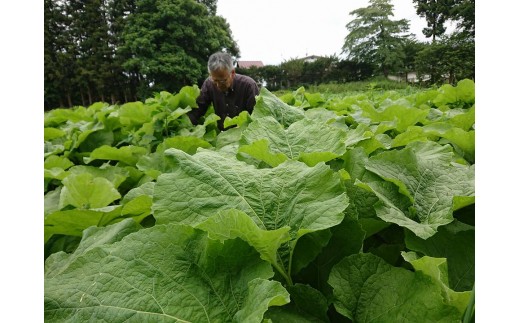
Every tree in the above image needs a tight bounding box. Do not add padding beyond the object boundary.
[259,65,283,91]
[451,0,475,37]
[411,0,473,85]
[70,0,115,105]
[342,0,411,77]
[412,0,454,42]
[44,0,67,108]
[44,0,237,108]
[415,32,474,84]
[280,58,304,89]
[195,0,217,15]
[235,65,262,86]
[105,0,138,103]
[301,56,338,85]
[400,38,428,81]
[119,0,238,99]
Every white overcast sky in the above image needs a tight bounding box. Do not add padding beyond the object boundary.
[217,0,451,65]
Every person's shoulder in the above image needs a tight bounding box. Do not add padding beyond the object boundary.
[201,76,212,85]
[200,76,213,89]
[235,73,258,86]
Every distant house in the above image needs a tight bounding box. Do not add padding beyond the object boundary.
[301,55,322,63]
[388,72,431,83]
[237,61,264,69]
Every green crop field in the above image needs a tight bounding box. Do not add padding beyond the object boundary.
[44,79,475,322]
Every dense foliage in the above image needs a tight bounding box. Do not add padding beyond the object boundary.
[45,0,475,109]
[342,0,411,77]
[44,0,237,109]
[44,80,475,322]
[412,0,454,41]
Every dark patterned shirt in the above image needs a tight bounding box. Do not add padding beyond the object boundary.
[188,74,259,130]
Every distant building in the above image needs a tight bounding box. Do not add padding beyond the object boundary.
[237,61,264,69]
[388,72,432,83]
[301,55,322,63]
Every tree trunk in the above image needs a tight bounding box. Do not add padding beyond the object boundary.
[80,91,86,107]
[87,85,93,105]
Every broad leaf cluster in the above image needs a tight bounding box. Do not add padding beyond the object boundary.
[44,79,475,321]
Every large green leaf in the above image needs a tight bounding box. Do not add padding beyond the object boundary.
[84,145,148,166]
[155,136,212,155]
[422,123,475,162]
[393,122,475,163]
[45,218,142,278]
[59,173,121,210]
[252,87,305,127]
[264,284,330,322]
[67,164,130,189]
[445,105,475,131]
[153,148,348,282]
[357,98,430,133]
[401,252,471,314]
[357,141,474,239]
[294,216,365,299]
[340,148,391,236]
[44,207,122,242]
[118,101,157,128]
[237,139,288,167]
[44,155,74,181]
[44,107,93,127]
[177,85,200,109]
[44,127,66,141]
[239,116,347,167]
[45,222,289,322]
[433,79,475,110]
[328,253,393,320]
[153,149,347,237]
[196,209,291,277]
[405,220,475,291]
[329,253,461,322]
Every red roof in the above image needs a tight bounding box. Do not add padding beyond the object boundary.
[237,61,264,69]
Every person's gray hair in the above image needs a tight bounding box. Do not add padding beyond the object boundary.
[207,52,234,73]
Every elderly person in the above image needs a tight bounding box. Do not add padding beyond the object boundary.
[188,51,259,130]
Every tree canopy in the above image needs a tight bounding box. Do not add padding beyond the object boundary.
[44,0,475,109]
[412,0,454,42]
[342,0,411,77]
[451,0,475,37]
[119,0,238,97]
[44,0,238,109]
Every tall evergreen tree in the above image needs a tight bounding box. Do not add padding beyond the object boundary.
[44,0,64,108]
[451,0,474,37]
[66,0,115,105]
[412,0,454,42]
[342,0,411,77]
[45,0,80,108]
[106,0,138,102]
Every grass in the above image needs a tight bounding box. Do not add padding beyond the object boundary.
[273,77,428,99]
[274,77,427,96]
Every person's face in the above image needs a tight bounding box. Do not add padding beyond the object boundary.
[210,68,235,92]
